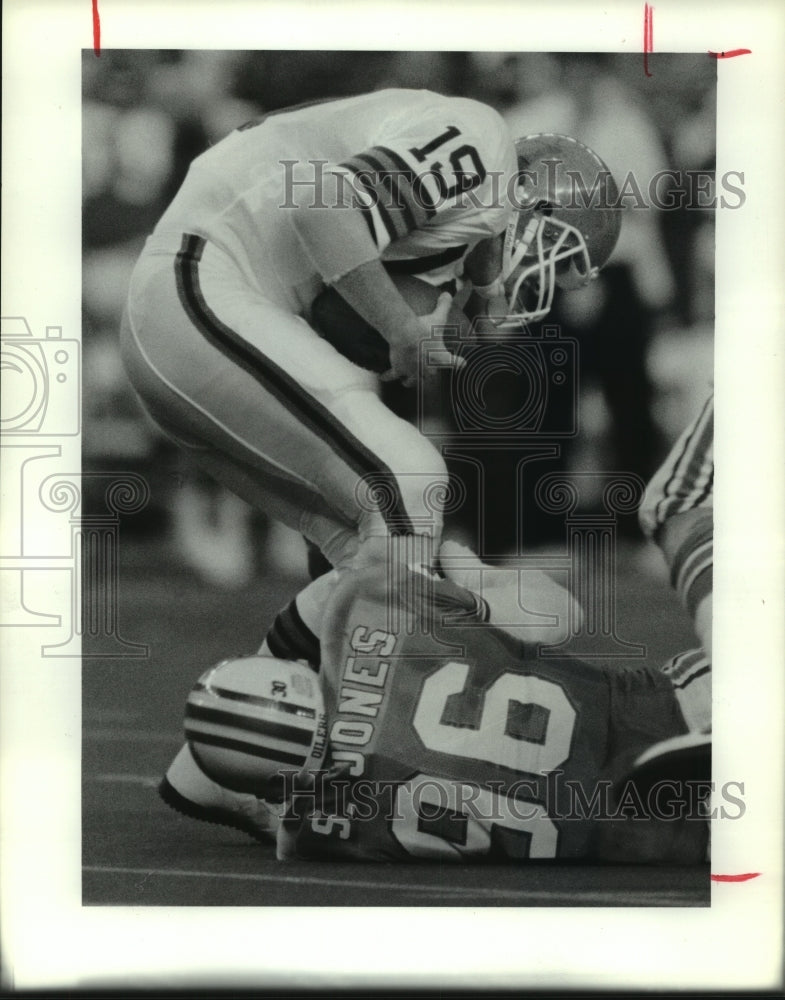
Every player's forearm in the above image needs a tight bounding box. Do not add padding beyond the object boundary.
[291,189,381,286]
[463,234,504,287]
[463,235,508,323]
[291,188,423,348]
[331,257,425,350]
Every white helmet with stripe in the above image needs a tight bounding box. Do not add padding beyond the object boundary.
[185,656,327,800]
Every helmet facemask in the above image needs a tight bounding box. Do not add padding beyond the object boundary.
[500,207,596,326]
[495,134,622,327]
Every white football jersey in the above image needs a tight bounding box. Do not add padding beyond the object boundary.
[147,89,518,311]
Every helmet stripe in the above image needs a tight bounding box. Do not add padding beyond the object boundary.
[187,733,305,767]
[193,680,316,718]
[186,704,314,746]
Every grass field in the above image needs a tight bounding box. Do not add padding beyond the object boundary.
[82,538,709,907]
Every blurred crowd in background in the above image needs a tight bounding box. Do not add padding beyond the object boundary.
[83,50,715,588]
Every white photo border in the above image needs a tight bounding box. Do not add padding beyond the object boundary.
[1,0,783,990]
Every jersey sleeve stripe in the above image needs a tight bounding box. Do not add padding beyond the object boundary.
[656,451,713,525]
[363,146,437,226]
[664,649,711,691]
[356,201,380,245]
[375,145,438,221]
[672,537,713,615]
[671,662,711,691]
[665,650,711,732]
[339,158,406,244]
[352,151,422,234]
[661,647,710,683]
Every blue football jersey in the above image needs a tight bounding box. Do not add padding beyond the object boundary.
[279,568,697,862]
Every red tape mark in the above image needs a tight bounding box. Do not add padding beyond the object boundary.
[92,0,101,57]
[708,49,751,58]
[643,4,654,78]
[710,872,761,882]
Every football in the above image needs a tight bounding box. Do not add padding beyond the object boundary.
[311,273,469,374]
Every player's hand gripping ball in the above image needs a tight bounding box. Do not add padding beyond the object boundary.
[311,273,470,377]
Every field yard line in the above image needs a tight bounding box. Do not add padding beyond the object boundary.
[82,865,691,905]
[83,710,141,722]
[91,774,159,786]
[84,730,179,742]
[83,864,522,898]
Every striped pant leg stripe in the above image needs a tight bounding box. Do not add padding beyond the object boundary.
[655,395,714,524]
[173,234,414,535]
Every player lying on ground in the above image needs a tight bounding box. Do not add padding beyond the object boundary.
[162,560,710,864]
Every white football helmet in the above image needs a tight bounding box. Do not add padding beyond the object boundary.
[501,133,621,325]
[184,656,327,800]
